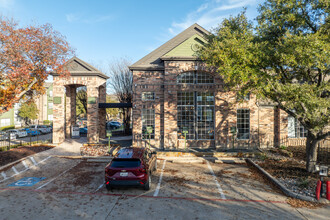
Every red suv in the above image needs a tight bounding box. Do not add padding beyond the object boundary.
[105,147,157,190]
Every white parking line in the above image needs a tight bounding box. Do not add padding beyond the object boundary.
[1,172,7,180]
[206,161,226,199]
[0,156,52,183]
[30,157,38,166]
[153,160,166,197]
[94,182,105,193]
[11,166,19,175]
[36,163,78,190]
[22,161,29,169]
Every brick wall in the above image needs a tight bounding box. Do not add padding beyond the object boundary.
[132,60,298,150]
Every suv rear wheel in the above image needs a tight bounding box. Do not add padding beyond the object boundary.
[144,174,151,191]
[106,184,112,191]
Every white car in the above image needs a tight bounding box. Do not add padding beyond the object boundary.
[30,125,50,134]
[7,130,19,139]
[16,129,28,138]
[7,129,28,139]
[0,131,8,140]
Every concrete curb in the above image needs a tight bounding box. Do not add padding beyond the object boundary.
[55,155,113,162]
[246,158,329,204]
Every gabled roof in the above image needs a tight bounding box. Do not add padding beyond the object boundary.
[52,56,109,79]
[129,23,209,71]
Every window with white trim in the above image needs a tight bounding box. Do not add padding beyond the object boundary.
[288,116,307,138]
[1,118,11,127]
[237,109,250,140]
[142,92,155,101]
[142,109,155,139]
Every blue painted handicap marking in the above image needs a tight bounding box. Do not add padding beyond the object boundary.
[8,177,46,187]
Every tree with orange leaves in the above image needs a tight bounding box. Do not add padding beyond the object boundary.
[0,18,74,113]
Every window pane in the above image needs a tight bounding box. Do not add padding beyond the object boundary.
[237,109,250,140]
[177,71,214,84]
[142,92,155,101]
[197,106,214,139]
[177,106,195,139]
[177,92,194,106]
[177,91,195,139]
[196,72,214,84]
[177,71,194,84]
[197,92,214,105]
[142,109,155,139]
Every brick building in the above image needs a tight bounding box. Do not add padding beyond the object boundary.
[129,24,307,150]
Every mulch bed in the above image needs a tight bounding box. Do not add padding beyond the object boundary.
[0,145,55,167]
[255,146,330,207]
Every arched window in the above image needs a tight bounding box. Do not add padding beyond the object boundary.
[177,71,214,84]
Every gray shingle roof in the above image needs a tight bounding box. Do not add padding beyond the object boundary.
[129,23,209,71]
[52,56,109,79]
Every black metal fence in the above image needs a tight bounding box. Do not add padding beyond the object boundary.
[0,132,53,152]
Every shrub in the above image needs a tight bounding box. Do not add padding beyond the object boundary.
[43,120,52,125]
[279,145,287,150]
[0,125,15,131]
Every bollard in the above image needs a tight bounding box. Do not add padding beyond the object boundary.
[316,180,322,200]
[326,181,330,200]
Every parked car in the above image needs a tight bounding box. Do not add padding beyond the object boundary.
[0,131,8,140]
[8,129,28,138]
[24,128,41,136]
[46,125,53,132]
[29,125,49,134]
[79,127,87,135]
[107,121,121,130]
[105,147,157,190]
[7,129,19,139]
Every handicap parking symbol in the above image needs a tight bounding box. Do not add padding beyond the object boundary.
[8,177,46,187]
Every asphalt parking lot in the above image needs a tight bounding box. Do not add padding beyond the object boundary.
[0,156,329,220]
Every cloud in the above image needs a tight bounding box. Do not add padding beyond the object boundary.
[66,13,81,23]
[66,13,113,24]
[0,0,14,9]
[168,0,257,35]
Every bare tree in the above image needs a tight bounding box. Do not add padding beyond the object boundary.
[106,58,132,134]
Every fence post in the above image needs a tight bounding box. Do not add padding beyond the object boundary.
[8,133,11,151]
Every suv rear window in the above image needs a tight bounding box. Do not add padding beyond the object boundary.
[110,159,141,168]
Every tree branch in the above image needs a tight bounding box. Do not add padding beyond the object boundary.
[15,77,38,100]
[317,131,330,141]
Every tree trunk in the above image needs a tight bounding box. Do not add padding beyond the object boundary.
[122,108,131,135]
[124,108,131,135]
[306,133,319,173]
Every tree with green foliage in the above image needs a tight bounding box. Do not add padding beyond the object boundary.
[18,101,39,126]
[200,0,329,173]
[106,95,120,120]
[76,87,87,118]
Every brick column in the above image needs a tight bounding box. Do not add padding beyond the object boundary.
[98,84,106,138]
[87,86,99,143]
[65,86,76,138]
[163,88,177,149]
[53,84,65,144]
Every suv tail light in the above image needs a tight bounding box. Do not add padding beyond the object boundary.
[132,168,146,176]
[105,168,117,176]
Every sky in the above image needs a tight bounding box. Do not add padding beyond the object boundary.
[0,0,264,71]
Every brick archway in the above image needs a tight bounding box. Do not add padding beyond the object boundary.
[52,57,108,144]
